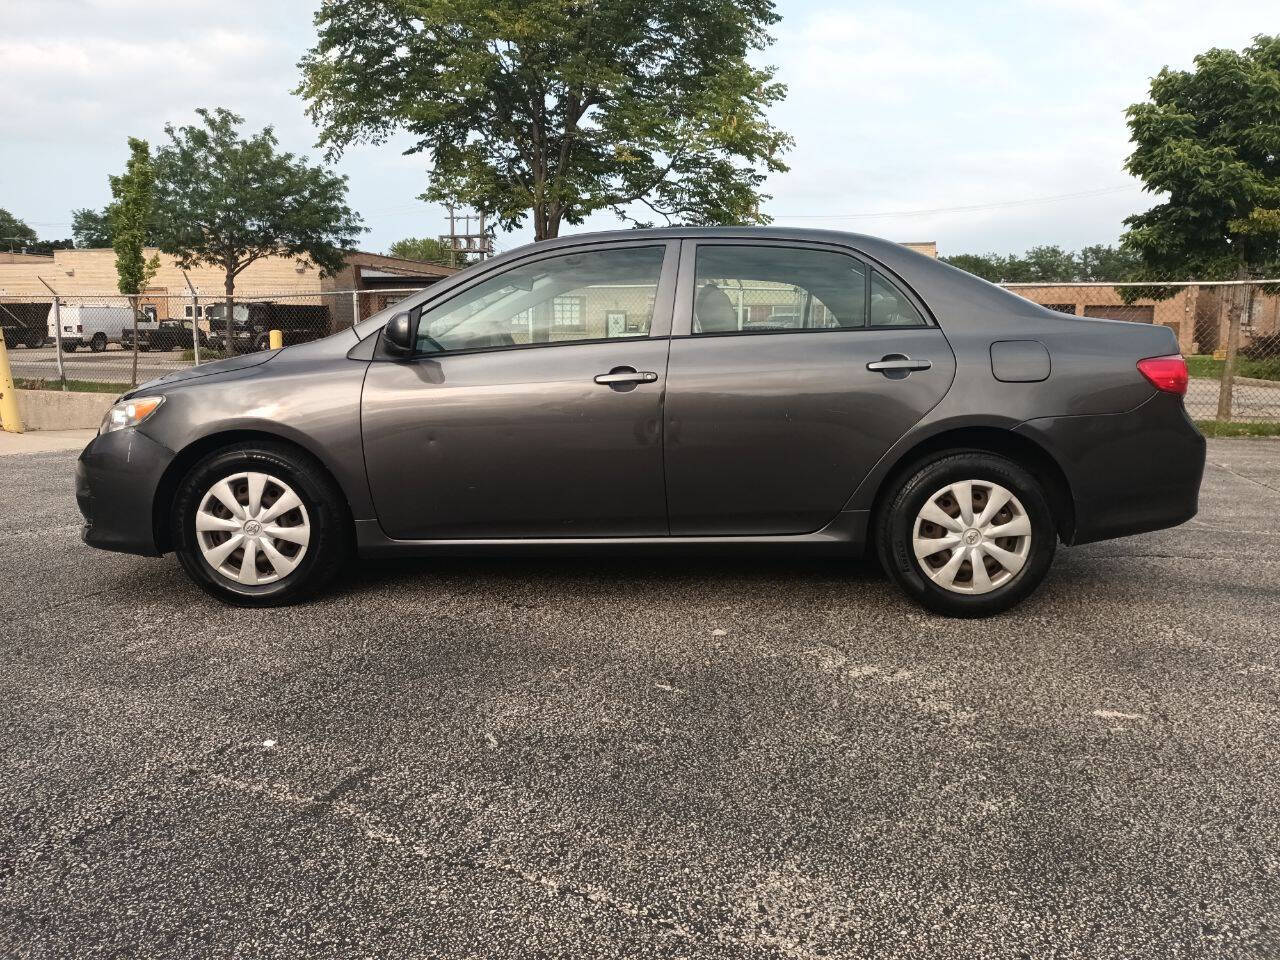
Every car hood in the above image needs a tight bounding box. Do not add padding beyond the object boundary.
[127,349,280,397]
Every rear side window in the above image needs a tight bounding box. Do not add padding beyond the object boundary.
[869,270,927,327]
[692,245,868,335]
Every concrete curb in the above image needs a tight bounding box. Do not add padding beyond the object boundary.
[16,389,115,431]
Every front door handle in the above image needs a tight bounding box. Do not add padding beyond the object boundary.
[594,368,659,386]
[867,356,932,373]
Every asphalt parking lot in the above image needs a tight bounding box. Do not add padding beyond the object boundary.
[1,440,1278,959]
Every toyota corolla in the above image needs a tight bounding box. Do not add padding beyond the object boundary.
[76,228,1205,617]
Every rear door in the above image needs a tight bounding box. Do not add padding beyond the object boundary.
[663,239,955,536]
[361,241,678,540]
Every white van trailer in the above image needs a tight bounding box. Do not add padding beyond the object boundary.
[46,304,137,352]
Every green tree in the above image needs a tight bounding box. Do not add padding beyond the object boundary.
[940,253,1006,282]
[0,208,38,251]
[297,0,792,240]
[110,137,161,385]
[152,108,364,351]
[1122,35,1280,416]
[1078,243,1141,282]
[388,236,474,265]
[943,244,1142,284]
[72,207,114,248]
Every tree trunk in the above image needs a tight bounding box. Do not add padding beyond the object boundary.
[1216,265,1249,421]
[224,268,236,356]
[129,293,140,387]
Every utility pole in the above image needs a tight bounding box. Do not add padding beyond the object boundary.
[439,204,494,265]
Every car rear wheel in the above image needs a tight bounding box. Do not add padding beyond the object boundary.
[172,442,351,606]
[876,451,1056,618]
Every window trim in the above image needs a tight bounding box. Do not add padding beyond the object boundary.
[671,238,936,338]
[372,239,680,362]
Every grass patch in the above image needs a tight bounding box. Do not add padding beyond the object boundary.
[1195,419,1280,437]
[1187,354,1280,381]
[15,377,131,394]
[180,348,225,362]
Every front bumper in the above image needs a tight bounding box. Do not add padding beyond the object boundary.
[77,429,176,556]
[1015,391,1206,545]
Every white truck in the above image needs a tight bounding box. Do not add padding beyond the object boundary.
[46,303,140,352]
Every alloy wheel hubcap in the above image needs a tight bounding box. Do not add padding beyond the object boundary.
[911,480,1032,595]
[195,471,310,586]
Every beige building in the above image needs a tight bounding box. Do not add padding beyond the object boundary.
[0,247,457,332]
[1006,283,1280,355]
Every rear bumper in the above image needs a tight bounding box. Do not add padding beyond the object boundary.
[1014,392,1206,545]
[76,429,175,556]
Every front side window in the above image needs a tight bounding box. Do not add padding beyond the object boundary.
[415,246,666,353]
[693,245,868,335]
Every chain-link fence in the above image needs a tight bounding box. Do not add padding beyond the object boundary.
[0,289,420,393]
[1001,279,1280,423]
[4,280,1278,425]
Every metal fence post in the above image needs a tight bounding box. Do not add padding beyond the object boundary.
[37,277,66,391]
[183,272,201,366]
[351,290,360,328]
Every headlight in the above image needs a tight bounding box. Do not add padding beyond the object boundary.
[99,396,164,435]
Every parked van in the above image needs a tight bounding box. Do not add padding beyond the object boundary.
[45,304,136,352]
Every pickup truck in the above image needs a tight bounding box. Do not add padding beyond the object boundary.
[120,318,209,352]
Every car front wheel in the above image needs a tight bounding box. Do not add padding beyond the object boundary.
[876,451,1056,618]
[172,442,350,606]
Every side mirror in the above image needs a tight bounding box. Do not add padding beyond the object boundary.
[384,311,414,355]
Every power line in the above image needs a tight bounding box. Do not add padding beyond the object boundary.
[770,186,1140,221]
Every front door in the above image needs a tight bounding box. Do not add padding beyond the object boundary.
[361,242,677,540]
[664,241,956,536]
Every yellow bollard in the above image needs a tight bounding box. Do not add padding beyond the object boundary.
[0,331,25,434]
[269,329,283,350]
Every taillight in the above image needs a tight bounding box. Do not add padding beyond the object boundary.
[1137,355,1188,396]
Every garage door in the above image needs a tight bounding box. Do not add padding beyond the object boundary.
[1083,304,1155,323]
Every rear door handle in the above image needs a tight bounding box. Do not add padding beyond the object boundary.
[867,357,932,372]
[594,370,658,385]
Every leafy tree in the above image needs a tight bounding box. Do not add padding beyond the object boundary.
[72,207,114,248]
[110,137,161,385]
[1122,35,1280,415]
[297,0,792,240]
[388,236,474,265]
[941,245,1139,283]
[0,208,38,251]
[1021,245,1078,283]
[941,253,1005,282]
[152,108,364,351]
[1078,243,1142,281]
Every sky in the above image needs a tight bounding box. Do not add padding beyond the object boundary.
[1,0,1276,260]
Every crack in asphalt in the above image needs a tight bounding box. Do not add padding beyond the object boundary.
[1207,458,1280,497]
[197,767,830,959]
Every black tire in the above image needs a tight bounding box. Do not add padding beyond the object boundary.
[90,333,107,352]
[254,335,270,353]
[171,441,351,607]
[875,450,1056,618]
[25,331,43,348]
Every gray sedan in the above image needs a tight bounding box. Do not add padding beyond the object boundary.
[75,228,1205,617]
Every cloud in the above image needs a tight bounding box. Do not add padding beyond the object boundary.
[2,0,1277,254]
